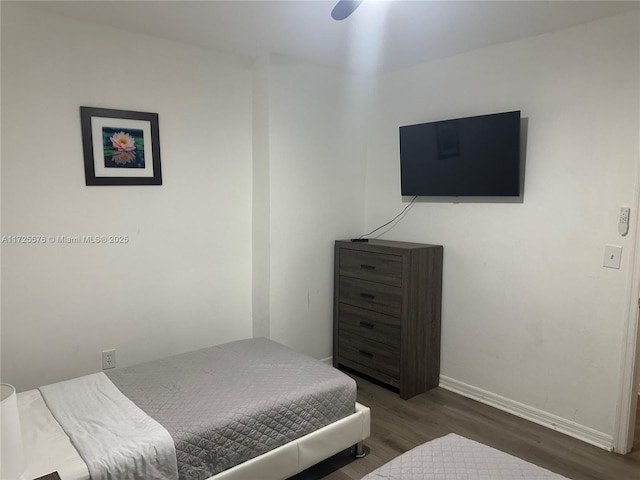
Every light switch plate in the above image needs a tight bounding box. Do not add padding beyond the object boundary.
[603,245,622,269]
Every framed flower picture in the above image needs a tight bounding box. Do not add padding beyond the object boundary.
[80,107,162,185]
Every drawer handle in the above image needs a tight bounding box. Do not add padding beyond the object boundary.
[360,264,376,270]
[359,350,374,359]
[359,321,375,329]
[359,292,375,300]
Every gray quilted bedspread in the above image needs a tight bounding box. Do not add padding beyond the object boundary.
[362,433,568,479]
[106,338,356,480]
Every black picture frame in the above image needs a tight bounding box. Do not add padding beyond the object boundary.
[80,106,162,185]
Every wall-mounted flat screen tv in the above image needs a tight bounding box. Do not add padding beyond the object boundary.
[399,111,521,196]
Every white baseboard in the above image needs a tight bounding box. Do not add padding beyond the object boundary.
[439,375,614,452]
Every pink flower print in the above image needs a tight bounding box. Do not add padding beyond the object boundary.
[110,131,136,152]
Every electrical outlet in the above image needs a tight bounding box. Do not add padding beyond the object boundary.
[102,349,116,370]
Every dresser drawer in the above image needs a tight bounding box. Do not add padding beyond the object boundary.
[339,276,402,317]
[339,249,402,286]
[338,303,400,348]
[338,331,399,381]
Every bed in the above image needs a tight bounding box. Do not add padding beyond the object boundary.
[16,338,371,480]
[361,433,568,480]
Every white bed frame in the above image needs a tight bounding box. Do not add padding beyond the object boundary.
[211,402,370,480]
[18,388,370,480]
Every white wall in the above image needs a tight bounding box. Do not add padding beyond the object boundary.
[364,12,639,441]
[252,55,272,340]
[1,3,254,391]
[263,54,369,359]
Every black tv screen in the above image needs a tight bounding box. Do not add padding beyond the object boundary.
[399,111,521,196]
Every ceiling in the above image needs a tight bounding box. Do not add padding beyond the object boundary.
[26,0,639,76]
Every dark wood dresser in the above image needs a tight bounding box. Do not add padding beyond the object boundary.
[333,239,443,399]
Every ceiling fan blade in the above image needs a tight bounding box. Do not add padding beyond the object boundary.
[331,0,364,21]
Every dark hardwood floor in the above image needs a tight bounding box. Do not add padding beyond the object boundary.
[291,373,640,480]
